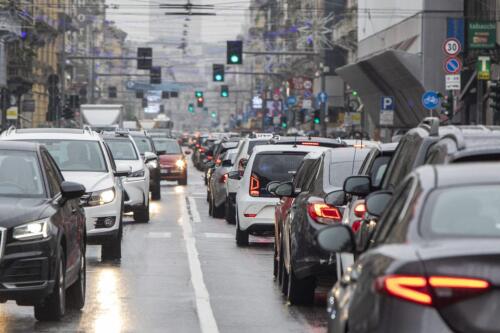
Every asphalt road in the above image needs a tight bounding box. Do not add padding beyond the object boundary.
[0,161,328,333]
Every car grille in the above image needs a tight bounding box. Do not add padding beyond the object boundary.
[3,258,47,283]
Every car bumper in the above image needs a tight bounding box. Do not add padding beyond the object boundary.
[160,166,186,181]
[84,200,121,243]
[237,198,278,232]
[123,177,148,210]
[0,237,57,305]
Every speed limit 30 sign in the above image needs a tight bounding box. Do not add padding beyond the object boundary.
[443,38,462,56]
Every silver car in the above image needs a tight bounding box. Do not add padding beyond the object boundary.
[208,148,238,218]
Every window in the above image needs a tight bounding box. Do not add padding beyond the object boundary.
[329,161,364,187]
[369,155,391,188]
[152,139,181,154]
[105,139,139,160]
[41,151,61,196]
[132,136,153,154]
[382,135,422,191]
[0,150,45,198]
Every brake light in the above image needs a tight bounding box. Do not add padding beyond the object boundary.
[353,202,366,218]
[375,275,490,307]
[351,220,362,232]
[250,175,260,197]
[216,159,222,166]
[196,144,200,148]
[219,174,228,183]
[207,156,213,161]
[244,213,257,218]
[302,142,320,146]
[307,202,341,224]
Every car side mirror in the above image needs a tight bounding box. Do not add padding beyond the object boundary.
[222,160,232,167]
[343,176,371,196]
[227,170,241,180]
[275,182,295,197]
[114,165,131,177]
[266,181,281,196]
[316,224,356,254]
[61,181,86,200]
[365,191,393,217]
[324,190,346,206]
[184,150,192,155]
[144,152,157,163]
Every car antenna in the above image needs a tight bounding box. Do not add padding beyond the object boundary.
[293,133,297,148]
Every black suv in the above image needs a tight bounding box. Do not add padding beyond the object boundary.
[0,142,87,320]
[130,131,161,201]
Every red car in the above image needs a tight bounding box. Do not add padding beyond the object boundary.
[152,138,189,185]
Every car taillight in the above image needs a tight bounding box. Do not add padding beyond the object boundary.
[375,275,490,307]
[351,220,362,232]
[307,202,342,224]
[353,202,366,218]
[219,174,228,183]
[207,156,213,160]
[196,144,200,148]
[244,213,257,218]
[200,148,205,153]
[250,175,260,197]
[301,142,320,146]
[216,159,222,166]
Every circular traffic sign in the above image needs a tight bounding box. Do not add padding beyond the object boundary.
[303,80,313,90]
[443,38,461,56]
[443,57,462,74]
[422,91,440,110]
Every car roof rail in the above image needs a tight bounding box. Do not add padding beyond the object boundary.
[115,128,129,136]
[419,117,440,137]
[4,125,16,136]
[83,125,93,134]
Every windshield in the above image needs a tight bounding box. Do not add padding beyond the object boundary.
[0,150,45,198]
[105,139,139,160]
[35,140,107,173]
[153,139,182,154]
[132,136,153,155]
[423,186,500,238]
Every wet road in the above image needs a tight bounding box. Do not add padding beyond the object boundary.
[0,162,328,333]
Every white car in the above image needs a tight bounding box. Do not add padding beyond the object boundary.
[102,132,151,223]
[1,127,125,259]
[232,144,326,246]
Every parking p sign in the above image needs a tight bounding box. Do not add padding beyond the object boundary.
[380,96,395,126]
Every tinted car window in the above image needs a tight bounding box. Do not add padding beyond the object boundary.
[41,151,62,196]
[0,150,45,197]
[105,139,139,160]
[153,139,182,154]
[382,135,422,190]
[251,152,306,197]
[422,185,500,238]
[132,136,153,154]
[33,140,107,172]
[370,155,391,188]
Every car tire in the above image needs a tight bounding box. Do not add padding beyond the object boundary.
[134,202,150,223]
[34,246,66,321]
[287,267,316,305]
[67,246,86,310]
[236,220,249,247]
[225,197,236,225]
[208,193,214,217]
[280,240,288,295]
[273,242,278,281]
[213,200,225,219]
[151,185,161,201]
[178,177,187,186]
[102,235,122,260]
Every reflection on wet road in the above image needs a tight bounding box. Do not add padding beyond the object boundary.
[0,162,327,333]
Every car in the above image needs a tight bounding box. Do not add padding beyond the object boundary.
[130,131,161,201]
[152,137,188,185]
[205,138,239,188]
[1,128,125,259]
[269,136,346,149]
[224,137,271,224]
[277,147,370,305]
[0,142,86,320]
[318,163,500,333]
[208,148,238,218]
[102,131,151,223]
[231,144,329,246]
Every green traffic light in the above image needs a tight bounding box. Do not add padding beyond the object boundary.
[281,122,287,129]
[314,118,320,124]
[215,74,223,81]
[195,91,203,98]
[211,112,216,118]
[221,92,228,97]
[352,91,358,97]
[230,55,239,63]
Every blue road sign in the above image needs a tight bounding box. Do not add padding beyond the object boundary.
[287,96,297,106]
[317,92,328,103]
[304,91,312,99]
[447,17,465,49]
[444,57,462,74]
[380,96,395,111]
[422,91,440,110]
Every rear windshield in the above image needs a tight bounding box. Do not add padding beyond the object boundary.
[105,139,138,160]
[132,136,153,155]
[329,161,364,187]
[422,185,500,238]
[251,152,306,197]
[153,139,181,154]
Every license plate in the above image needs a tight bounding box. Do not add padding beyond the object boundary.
[161,169,170,174]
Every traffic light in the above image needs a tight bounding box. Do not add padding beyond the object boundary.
[197,97,204,107]
[142,98,148,108]
[188,104,194,113]
[221,85,229,97]
[227,40,243,65]
[195,91,203,98]
[213,64,225,82]
[313,110,321,124]
[150,66,161,84]
[137,47,152,70]
[440,92,453,116]
[162,91,170,99]
[352,90,358,97]
[211,111,217,118]
[136,90,144,99]
[281,116,288,129]
[490,81,500,112]
[108,86,117,98]
[170,92,178,98]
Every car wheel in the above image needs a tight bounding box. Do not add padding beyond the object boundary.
[280,241,288,295]
[151,185,161,201]
[225,197,236,224]
[134,201,150,223]
[34,246,66,321]
[273,242,278,281]
[236,220,249,247]
[213,200,225,219]
[178,177,188,186]
[67,246,86,310]
[102,234,122,260]
[287,267,316,305]
[208,193,214,217]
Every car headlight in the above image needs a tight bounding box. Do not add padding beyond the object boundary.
[13,219,50,241]
[88,188,116,206]
[147,160,158,169]
[176,159,186,169]
[129,169,145,177]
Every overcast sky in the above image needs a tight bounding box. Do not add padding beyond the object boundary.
[106,0,249,44]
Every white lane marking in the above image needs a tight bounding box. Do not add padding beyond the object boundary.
[146,232,172,238]
[204,233,233,239]
[180,204,219,333]
[188,196,202,223]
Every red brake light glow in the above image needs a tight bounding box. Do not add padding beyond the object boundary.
[376,275,490,307]
[207,155,213,161]
[244,213,257,218]
[216,159,222,165]
[301,142,320,146]
[353,202,366,218]
[200,148,205,153]
[219,174,228,184]
[351,220,362,232]
[196,144,200,148]
[307,202,342,224]
[250,175,260,197]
